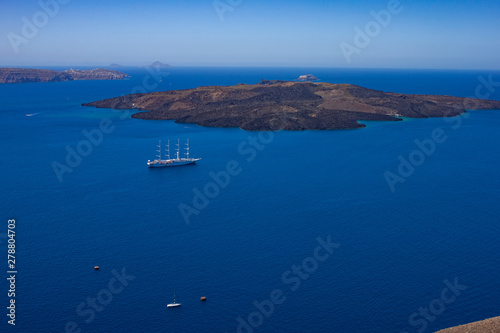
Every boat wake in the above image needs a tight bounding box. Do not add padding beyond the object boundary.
[25,112,44,117]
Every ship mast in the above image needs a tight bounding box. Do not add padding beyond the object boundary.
[165,140,170,160]
[185,139,190,160]
[157,140,162,160]
[176,139,180,160]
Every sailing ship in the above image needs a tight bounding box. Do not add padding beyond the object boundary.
[147,139,201,167]
[167,294,181,308]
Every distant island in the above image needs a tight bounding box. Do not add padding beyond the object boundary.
[0,68,129,84]
[82,80,500,131]
[298,74,319,81]
[108,63,123,68]
[142,61,171,69]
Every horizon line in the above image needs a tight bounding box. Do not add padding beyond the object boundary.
[1,64,500,72]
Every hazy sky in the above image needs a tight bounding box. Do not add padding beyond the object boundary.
[1,0,499,69]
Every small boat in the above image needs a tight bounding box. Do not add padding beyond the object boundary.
[167,294,181,308]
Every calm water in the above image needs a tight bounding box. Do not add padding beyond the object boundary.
[1,67,499,332]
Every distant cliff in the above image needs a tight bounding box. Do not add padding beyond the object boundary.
[0,68,129,83]
[82,80,500,131]
[298,74,319,81]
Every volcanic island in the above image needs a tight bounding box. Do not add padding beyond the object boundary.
[82,80,500,131]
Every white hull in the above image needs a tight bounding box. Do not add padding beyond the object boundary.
[147,158,201,168]
[167,303,181,308]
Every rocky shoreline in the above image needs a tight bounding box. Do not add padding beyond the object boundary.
[82,80,500,131]
[436,315,500,332]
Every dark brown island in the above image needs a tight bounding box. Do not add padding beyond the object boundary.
[0,68,129,84]
[82,80,500,131]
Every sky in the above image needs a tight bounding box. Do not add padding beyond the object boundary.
[1,0,499,69]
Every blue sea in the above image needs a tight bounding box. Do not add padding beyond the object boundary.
[1,67,499,333]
